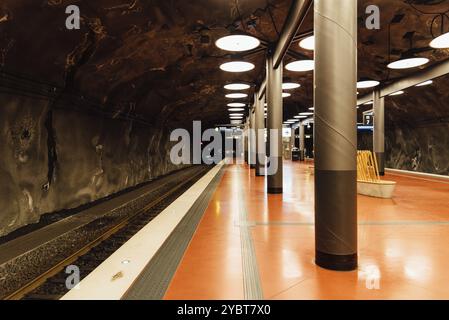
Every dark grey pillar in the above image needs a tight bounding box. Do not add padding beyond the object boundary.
[314,0,358,271]
[244,121,249,164]
[249,109,256,169]
[255,92,265,176]
[299,124,305,161]
[266,55,284,194]
[373,90,385,176]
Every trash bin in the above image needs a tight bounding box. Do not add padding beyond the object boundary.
[292,148,301,161]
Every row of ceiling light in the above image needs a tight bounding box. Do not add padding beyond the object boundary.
[216,26,449,125]
[216,34,303,125]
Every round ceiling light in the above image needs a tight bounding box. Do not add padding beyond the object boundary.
[357,80,380,89]
[224,83,251,90]
[220,61,255,73]
[228,102,246,107]
[299,112,314,116]
[228,108,245,112]
[226,93,248,99]
[364,101,374,105]
[286,60,314,72]
[309,107,314,111]
[430,32,449,49]
[299,35,315,50]
[216,35,261,52]
[389,90,404,96]
[416,80,433,87]
[229,113,244,116]
[282,82,301,90]
[387,57,429,70]
[282,92,291,98]
[294,115,307,119]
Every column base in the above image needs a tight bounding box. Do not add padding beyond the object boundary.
[268,187,283,194]
[315,251,358,271]
[250,165,256,169]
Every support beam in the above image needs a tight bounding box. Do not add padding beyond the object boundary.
[266,55,283,194]
[257,0,313,100]
[373,90,385,175]
[255,92,265,176]
[357,58,449,105]
[314,0,358,271]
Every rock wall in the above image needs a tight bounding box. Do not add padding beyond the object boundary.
[0,92,184,237]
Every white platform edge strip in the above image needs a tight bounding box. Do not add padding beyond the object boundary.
[386,168,449,182]
[61,162,224,300]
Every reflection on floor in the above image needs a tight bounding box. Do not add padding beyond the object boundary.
[164,161,449,300]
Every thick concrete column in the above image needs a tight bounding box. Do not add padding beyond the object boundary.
[299,124,305,161]
[373,90,385,175]
[314,0,358,271]
[266,55,283,194]
[255,92,265,176]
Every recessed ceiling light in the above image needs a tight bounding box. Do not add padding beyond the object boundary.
[228,108,245,112]
[309,107,314,111]
[224,83,251,90]
[299,112,314,116]
[364,101,374,105]
[294,115,307,119]
[389,90,404,96]
[416,80,433,87]
[286,60,314,72]
[430,32,449,49]
[228,102,246,107]
[216,35,260,52]
[299,35,315,50]
[357,80,380,89]
[387,57,429,70]
[282,92,291,98]
[226,93,248,99]
[229,113,244,116]
[220,61,255,73]
[282,82,301,90]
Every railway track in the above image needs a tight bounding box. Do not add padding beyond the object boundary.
[3,165,210,300]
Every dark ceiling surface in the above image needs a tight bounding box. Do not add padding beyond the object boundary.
[1,0,449,128]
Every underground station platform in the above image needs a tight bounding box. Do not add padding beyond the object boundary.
[1,0,449,312]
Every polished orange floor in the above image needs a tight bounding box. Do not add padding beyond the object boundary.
[164,161,449,300]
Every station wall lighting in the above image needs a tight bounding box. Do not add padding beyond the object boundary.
[282,92,292,98]
[430,32,449,49]
[285,60,314,72]
[225,93,248,99]
[228,108,245,112]
[357,80,380,89]
[387,57,429,69]
[389,90,404,96]
[228,102,246,107]
[215,35,260,52]
[224,83,251,90]
[220,61,255,73]
[416,80,433,87]
[282,82,301,90]
[299,35,315,51]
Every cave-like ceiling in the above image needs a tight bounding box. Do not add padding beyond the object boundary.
[1,0,449,128]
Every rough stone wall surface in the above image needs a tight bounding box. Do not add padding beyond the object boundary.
[0,92,183,237]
